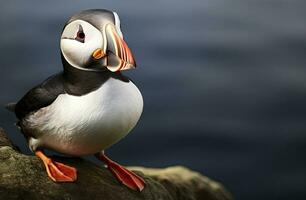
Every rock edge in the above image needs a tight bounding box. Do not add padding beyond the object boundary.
[0,128,233,200]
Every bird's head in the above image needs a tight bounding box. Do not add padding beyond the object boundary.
[60,9,136,72]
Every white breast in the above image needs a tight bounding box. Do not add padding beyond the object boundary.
[25,77,143,156]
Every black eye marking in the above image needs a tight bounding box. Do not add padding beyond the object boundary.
[75,25,85,43]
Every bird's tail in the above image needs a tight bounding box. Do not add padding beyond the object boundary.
[5,102,16,112]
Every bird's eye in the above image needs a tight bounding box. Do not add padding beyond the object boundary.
[76,31,85,43]
[75,25,85,43]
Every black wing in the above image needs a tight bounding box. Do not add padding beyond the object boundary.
[14,73,65,120]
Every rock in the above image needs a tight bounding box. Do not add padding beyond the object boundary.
[0,128,233,200]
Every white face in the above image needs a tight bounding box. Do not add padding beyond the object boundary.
[60,13,135,72]
[60,20,103,70]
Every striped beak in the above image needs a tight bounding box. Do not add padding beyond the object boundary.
[101,24,136,72]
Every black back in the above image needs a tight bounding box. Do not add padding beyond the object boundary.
[14,59,129,120]
[15,73,65,119]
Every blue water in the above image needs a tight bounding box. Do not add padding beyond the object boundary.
[1,1,306,199]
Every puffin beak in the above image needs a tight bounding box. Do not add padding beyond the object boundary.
[103,24,136,72]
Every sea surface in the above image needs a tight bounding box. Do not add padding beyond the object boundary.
[0,1,306,199]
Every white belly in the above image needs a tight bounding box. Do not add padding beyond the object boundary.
[25,77,143,156]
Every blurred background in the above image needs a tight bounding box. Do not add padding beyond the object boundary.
[1,0,306,199]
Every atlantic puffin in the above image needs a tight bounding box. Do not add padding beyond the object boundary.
[6,9,145,191]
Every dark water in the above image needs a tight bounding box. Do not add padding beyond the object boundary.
[1,1,306,199]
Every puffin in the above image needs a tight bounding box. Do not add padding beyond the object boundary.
[6,9,145,191]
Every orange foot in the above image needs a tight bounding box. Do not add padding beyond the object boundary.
[96,152,145,191]
[35,150,77,182]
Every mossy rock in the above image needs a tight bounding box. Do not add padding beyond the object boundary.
[0,128,233,200]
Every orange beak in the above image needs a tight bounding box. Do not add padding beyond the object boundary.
[104,24,136,72]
